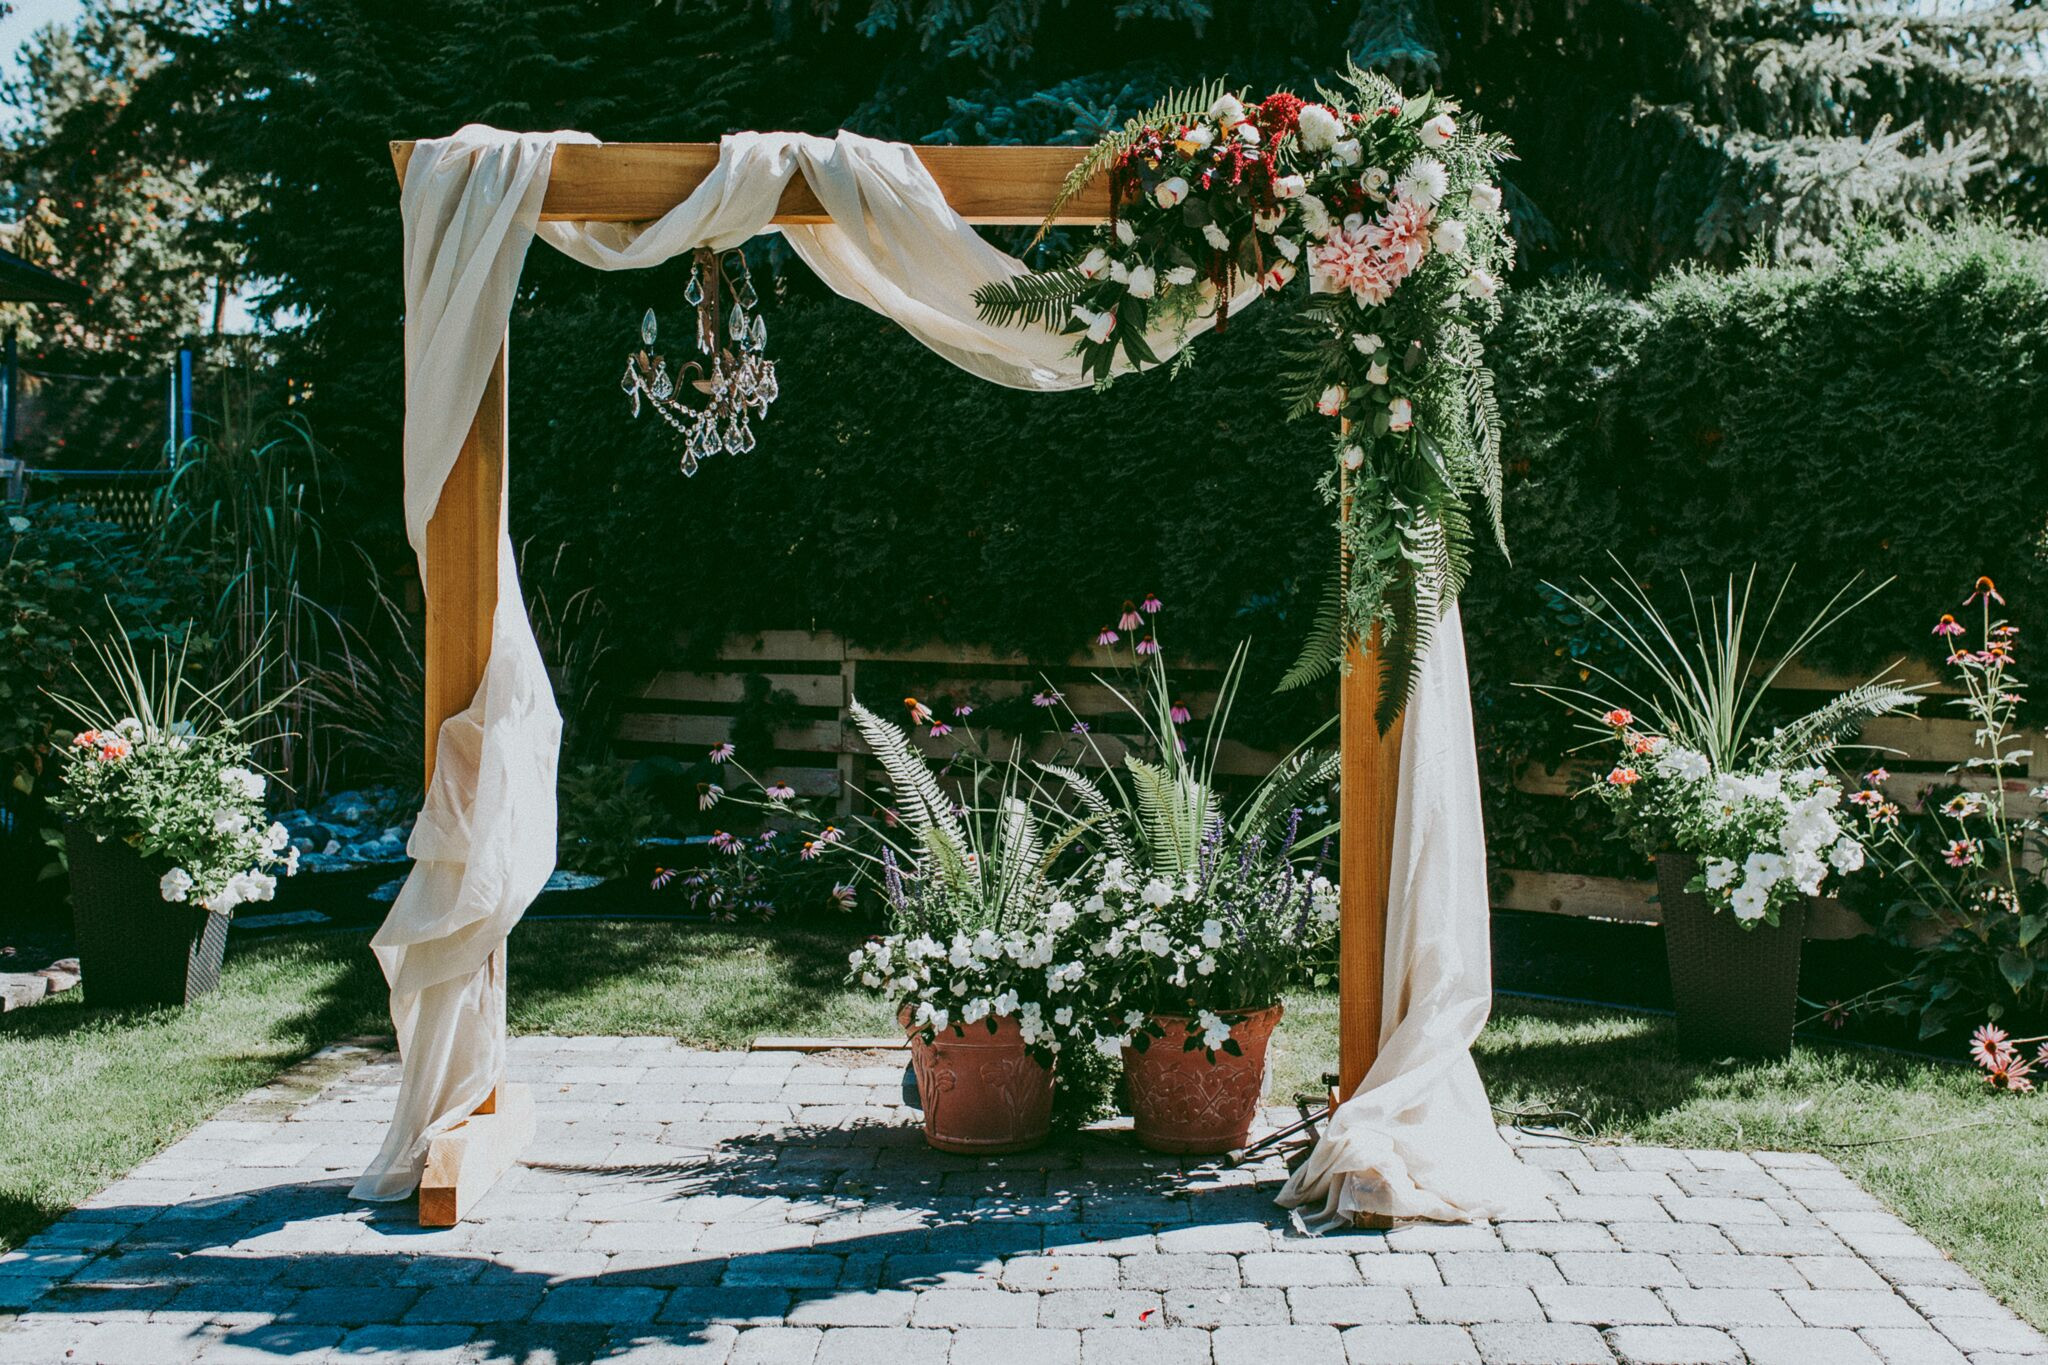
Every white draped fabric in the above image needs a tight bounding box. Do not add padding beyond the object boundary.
[360,123,1547,1224]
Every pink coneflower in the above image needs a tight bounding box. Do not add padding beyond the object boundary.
[954,704,974,718]
[828,884,857,911]
[1072,721,1091,734]
[929,722,952,737]
[1965,575,2005,606]
[1970,1023,2015,1070]
[1135,635,1160,657]
[1848,788,1883,808]
[1032,689,1063,708]
[1864,767,1891,784]
[1933,614,1965,638]
[800,840,823,861]
[1984,1051,2034,1093]
[765,781,795,800]
[1096,626,1120,647]
[1142,593,1163,614]
[1994,624,2020,639]
[758,829,779,844]
[819,825,844,844]
[904,697,933,725]
[709,830,739,853]
[1943,837,1980,868]
[1170,700,1192,724]
[1606,767,1640,787]
[1601,708,1633,728]
[650,867,677,892]
[1119,600,1143,631]
[698,782,723,811]
[708,742,735,764]
[1868,800,1901,826]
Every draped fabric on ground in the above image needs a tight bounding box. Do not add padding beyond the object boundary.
[364,124,1545,1223]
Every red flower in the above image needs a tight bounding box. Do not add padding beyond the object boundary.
[1256,92,1306,138]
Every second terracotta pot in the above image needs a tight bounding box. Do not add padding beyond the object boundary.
[1122,1004,1284,1154]
[903,1010,1054,1154]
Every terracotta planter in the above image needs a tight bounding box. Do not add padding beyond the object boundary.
[1656,852,1807,1059]
[1122,1004,1284,1154]
[901,1008,1053,1154]
[66,824,229,1010]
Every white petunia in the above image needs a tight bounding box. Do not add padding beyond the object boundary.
[1743,851,1787,888]
[1730,883,1769,921]
[1704,858,1739,890]
[1829,838,1866,873]
[1463,266,1499,300]
[214,808,249,835]
[220,766,266,800]
[1657,746,1711,782]
[159,867,194,903]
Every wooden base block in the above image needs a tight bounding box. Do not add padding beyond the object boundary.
[418,1082,534,1227]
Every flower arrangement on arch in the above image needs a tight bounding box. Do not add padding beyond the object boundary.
[48,623,298,916]
[974,66,1516,726]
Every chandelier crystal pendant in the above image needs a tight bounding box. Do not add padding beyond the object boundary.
[621,246,780,475]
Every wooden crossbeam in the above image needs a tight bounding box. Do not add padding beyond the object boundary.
[390,141,1109,225]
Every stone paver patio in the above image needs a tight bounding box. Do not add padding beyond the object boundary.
[2,1036,2041,1365]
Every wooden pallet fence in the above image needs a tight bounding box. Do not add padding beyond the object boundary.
[617,637,2014,933]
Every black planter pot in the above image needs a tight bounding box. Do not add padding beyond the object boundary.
[1655,851,1807,1059]
[65,825,229,1010]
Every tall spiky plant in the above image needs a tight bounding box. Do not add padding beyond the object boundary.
[1531,561,1923,772]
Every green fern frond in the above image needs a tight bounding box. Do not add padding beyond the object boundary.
[1375,569,1426,735]
[850,699,969,862]
[1030,77,1232,245]
[1036,762,1137,863]
[973,266,1091,330]
[1278,568,1350,692]
[1235,746,1341,845]
[1758,681,1923,767]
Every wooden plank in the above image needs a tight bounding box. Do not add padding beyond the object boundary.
[392,141,1111,226]
[639,670,844,708]
[709,630,847,664]
[1495,869,1868,939]
[1859,715,2020,766]
[423,342,506,787]
[1337,625,1402,1101]
[614,713,845,752]
[1768,657,1953,695]
[417,1082,537,1226]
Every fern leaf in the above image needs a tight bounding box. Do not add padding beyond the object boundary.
[973,266,1091,330]
[1037,761,1137,863]
[1278,566,1349,692]
[1759,681,1923,767]
[850,699,969,862]
[1029,77,1232,245]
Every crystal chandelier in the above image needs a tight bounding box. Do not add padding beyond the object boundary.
[621,246,780,475]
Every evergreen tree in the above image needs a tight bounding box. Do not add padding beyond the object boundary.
[0,0,245,357]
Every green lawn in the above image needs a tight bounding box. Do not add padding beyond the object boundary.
[2,917,2041,1330]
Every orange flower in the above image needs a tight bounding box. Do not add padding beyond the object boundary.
[1601,708,1633,728]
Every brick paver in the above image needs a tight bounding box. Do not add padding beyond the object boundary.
[0,1036,2039,1364]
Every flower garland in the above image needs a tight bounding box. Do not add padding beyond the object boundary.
[975,67,1515,726]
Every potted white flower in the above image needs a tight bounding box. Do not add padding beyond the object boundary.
[842,701,1103,1153]
[48,625,298,1008]
[1536,566,1918,1056]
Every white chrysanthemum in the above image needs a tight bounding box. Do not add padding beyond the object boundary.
[1395,157,1448,206]
[1297,103,1341,151]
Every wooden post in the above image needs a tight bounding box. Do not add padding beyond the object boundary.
[1335,415,1406,1104]
[413,338,535,1226]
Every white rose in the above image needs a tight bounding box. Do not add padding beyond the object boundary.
[1126,265,1157,299]
[1469,183,1502,215]
[1367,361,1389,386]
[1071,304,1117,344]
[1316,385,1346,417]
[1154,176,1190,209]
[1179,124,1215,151]
[1164,265,1197,286]
[1463,266,1499,300]
[1341,445,1365,471]
[159,868,194,903]
[1272,235,1299,262]
[1353,333,1384,355]
[1260,259,1296,291]
[1273,173,1307,199]
[1387,397,1414,431]
[1209,94,1245,126]
[1362,167,1389,195]
[1114,220,1136,246]
[1235,121,1260,145]
[1431,219,1467,255]
[1201,223,1231,251]
[1420,113,1457,148]
[1331,137,1362,167]
[1078,246,1111,279]
[1296,103,1342,151]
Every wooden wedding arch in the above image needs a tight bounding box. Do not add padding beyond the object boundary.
[390,140,1406,1223]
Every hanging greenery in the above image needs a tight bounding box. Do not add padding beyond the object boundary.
[975,65,1515,729]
